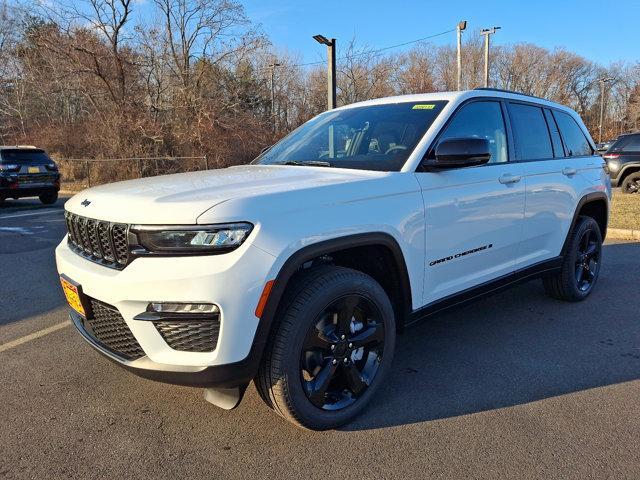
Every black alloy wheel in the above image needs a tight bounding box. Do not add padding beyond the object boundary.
[575,227,601,293]
[255,265,396,430]
[543,215,603,302]
[621,172,640,194]
[300,294,385,411]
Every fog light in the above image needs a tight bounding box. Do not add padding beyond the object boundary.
[148,303,219,314]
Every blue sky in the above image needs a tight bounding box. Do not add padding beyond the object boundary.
[240,0,639,66]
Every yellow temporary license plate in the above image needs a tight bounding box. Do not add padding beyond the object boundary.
[28,166,40,173]
[60,276,86,317]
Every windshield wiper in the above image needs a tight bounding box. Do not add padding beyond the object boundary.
[275,160,332,167]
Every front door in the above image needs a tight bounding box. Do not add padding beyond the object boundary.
[415,99,526,306]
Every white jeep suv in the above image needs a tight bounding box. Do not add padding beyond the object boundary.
[56,88,610,430]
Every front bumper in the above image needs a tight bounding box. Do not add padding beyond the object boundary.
[56,236,277,386]
[69,310,262,387]
[609,174,620,187]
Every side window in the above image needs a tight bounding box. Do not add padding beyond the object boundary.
[543,109,565,157]
[509,103,553,160]
[437,101,508,164]
[620,135,640,152]
[553,110,593,157]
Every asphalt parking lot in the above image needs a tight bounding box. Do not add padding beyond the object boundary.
[1,196,639,479]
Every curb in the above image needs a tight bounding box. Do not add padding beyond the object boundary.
[607,228,640,241]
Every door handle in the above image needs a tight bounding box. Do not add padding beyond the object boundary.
[562,167,578,177]
[498,174,522,184]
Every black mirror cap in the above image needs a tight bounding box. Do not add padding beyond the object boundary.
[430,137,491,169]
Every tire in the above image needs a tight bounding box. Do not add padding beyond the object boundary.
[621,172,640,194]
[255,266,396,430]
[39,191,58,205]
[543,216,603,302]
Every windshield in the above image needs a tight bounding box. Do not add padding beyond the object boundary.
[253,101,447,171]
[609,134,640,153]
[1,149,51,165]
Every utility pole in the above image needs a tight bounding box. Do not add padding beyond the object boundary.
[313,34,337,109]
[268,62,281,131]
[456,20,467,91]
[480,26,501,88]
[598,77,614,143]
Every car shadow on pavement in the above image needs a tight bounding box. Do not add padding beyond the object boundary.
[346,241,640,431]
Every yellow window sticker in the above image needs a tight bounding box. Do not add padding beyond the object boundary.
[412,104,436,110]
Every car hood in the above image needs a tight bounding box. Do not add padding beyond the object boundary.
[64,165,378,224]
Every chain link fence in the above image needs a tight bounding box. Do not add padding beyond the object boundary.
[56,156,211,190]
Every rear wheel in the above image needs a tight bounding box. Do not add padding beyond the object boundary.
[621,172,640,194]
[543,216,602,301]
[39,191,58,205]
[255,266,396,430]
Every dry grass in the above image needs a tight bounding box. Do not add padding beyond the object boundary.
[610,189,640,230]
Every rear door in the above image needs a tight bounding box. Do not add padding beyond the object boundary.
[511,103,596,268]
[416,99,526,305]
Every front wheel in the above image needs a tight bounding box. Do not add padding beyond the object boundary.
[543,216,602,301]
[621,172,640,194]
[255,266,396,430]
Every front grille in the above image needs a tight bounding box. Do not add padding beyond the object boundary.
[83,299,145,360]
[65,212,129,269]
[154,319,220,352]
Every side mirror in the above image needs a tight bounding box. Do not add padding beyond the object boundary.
[428,137,491,169]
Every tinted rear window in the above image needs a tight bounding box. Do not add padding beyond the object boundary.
[553,111,593,157]
[609,134,640,153]
[1,149,50,164]
[509,103,553,160]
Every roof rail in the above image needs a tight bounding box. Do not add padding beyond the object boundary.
[473,87,546,101]
[0,144,39,150]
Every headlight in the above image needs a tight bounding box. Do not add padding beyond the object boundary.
[606,160,620,172]
[132,222,253,253]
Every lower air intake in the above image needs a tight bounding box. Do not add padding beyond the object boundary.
[153,320,220,352]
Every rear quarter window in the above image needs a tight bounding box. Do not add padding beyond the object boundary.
[552,111,593,157]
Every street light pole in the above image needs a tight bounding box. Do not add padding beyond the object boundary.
[313,34,337,110]
[269,62,282,130]
[480,27,501,88]
[456,20,467,91]
[598,77,614,143]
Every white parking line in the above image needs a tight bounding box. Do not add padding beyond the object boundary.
[0,209,63,220]
[0,321,70,353]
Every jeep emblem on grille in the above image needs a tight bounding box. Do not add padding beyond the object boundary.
[81,199,91,207]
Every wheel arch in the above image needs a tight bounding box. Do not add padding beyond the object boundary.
[561,192,609,256]
[260,233,413,334]
[618,164,640,186]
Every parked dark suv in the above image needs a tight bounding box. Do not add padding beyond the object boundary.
[0,146,60,205]
[603,133,640,193]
